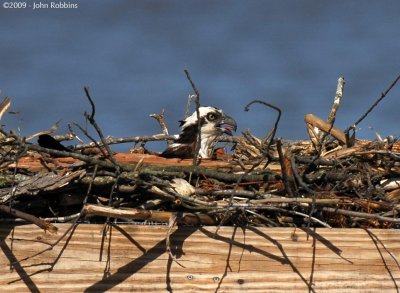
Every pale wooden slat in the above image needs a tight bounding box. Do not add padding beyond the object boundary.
[0,224,399,292]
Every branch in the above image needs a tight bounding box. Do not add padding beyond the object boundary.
[345,74,400,134]
[0,97,11,121]
[184,69,202,165]
[83,204,217,225]
[0,204,57,233]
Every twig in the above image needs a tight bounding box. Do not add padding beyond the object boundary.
[73,134,178,149]
[345,74,400,134]
[322,206,400,223]
[244,99,281,158]
[245,209,279,227]
[15,165,100,265]
[276,138,294,197]
[184,94,196,120]
[73,123,109,158]
[248,197,344,205]
[184,70,202,165]
[83,86,120,170]
[83,204,217,225]
[291,157,316,238]
[0,205,57,233]
[290,157,314,194]
[245,205,332,228]
[24,122,61,143]
[150,109,169,136]
[44,213,81,223]
[327,77,345,125]
[216,97,282,230]
[0,97,11,121]
[84,86,95,121]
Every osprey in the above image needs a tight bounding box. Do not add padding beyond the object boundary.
[161,106,237,159]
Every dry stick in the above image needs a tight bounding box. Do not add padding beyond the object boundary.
[327,77,345,125]
[102,171,123,236]
[276,138,294,197]
[322,207,400,223]
[0,205,57,233]
[68,123,85,144]
[344,74,400,136]
[73,134,179,149]
[83,204,217,225]
[248,197,343,205]
[184,94,196,119]
[14,165,100,265]
[304,78,346,230]
[84,86,96,120]
[184,70,202,166]
[44,213,81,223]
[291,157,317,237]
[6,130,274,183]
[315,76,345,157]
[83,86,120,170]
[150,109,169,135]
[304,114,346,145]
[150,110,174,147]
[25,120,61,141]
[216,100,283,231]
[82,87,122,236]
[7,145,28,258]
[242,130,264,154]
[73,123,109,158]
[255,206,332,228]
[244,100,282,167]
[19,141,276,183]
[245,209,279,227]
[0,96,11,121]
[25,143,119,170]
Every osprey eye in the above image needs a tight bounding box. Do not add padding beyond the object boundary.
[207,113,216,121]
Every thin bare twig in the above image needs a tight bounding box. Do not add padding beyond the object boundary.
[244,99,281,155]
[345,74,400,134]
[184,70,202,166]
[83,86,121,170]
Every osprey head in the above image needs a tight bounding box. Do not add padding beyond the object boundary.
[162,106,237,159]
[180,106,237,137]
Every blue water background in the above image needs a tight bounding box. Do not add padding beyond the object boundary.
[1,0,400,151]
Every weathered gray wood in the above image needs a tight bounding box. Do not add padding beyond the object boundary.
[0,170,85,203]
[0,224,399,292]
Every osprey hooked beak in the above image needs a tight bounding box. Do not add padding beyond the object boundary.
[216,115,237,136]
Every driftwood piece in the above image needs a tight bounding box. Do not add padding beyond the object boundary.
[305,114,347,145]
[1,224,400,292]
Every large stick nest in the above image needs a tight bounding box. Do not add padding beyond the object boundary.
[1,75,400,232]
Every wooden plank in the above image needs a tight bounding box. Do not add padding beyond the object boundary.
[1,224,400,292]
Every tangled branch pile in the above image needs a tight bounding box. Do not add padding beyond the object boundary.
[1,75,400,233]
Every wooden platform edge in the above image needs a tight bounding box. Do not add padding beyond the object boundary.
[1,223,400,292]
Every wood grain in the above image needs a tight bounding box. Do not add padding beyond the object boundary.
[1,224,399,292]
